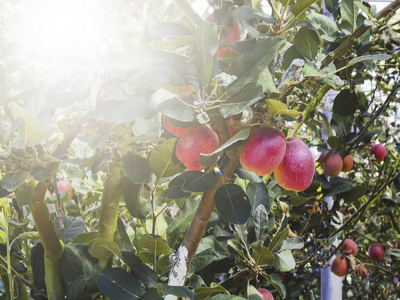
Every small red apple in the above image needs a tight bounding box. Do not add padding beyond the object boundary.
[57,180,73,202]
[274,137,315,192]
[176,125,219,171]
[369,143,386,163]
[341,155,353,172]
[331,256,348,277]
[163,115,187,137]
[323,153,343,177]
[240,127,286,176]
[368,244,385,262]
[257,289,274,300]
[342,239,357,254]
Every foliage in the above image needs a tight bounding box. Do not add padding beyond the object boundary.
[0,0,399,299]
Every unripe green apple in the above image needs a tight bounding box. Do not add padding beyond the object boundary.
[369,143,386,163]
[257,289,274,300]
[240,127,286,176]
[274,137,315,192]
[163,115,186,137]
[342,239,357,254]
[341,154,353,172]
[176,125,219,171]
[57,180,73,202]
[331,256,348,277]
[368,244,385,262]
[323,153,343,177]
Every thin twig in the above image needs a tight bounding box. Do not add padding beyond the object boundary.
[0,254,34,289]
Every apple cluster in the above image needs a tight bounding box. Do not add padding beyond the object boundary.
[240,127,315,192]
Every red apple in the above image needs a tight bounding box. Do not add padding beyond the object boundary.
[358,264,368,278]
[331,256,348,277]
[369,143,386,163]
[176,125,219,171]
[257,289,274,300]
[274,137,315,192]
[323,153,343,177]
[342,239,357,254]
[57,180,73,202]
[368,244,385,262]
[341,154,353,172]
[163,115,187,137]
[240,127,286,176]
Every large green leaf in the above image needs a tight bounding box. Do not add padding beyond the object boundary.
[97,268,141,300]
[246,182,270,215]
[340,0,359,35]
[293,27,319,61]
[197,20,219,85]
[89,238,123,261]
[195,286,228,300]
[180,171,216,193]
[291,0,319,16]
[215,184,251,225]
[332,89,359,116]
[268,216,289,251]
[228,37,284,96]
[10,103,44,146]
[220,82,264,118]
[165,175,191,200]
[15,185,34,206]
[123,181,151,219]
[262,273,286,298]
[273,249,296,272]
[150,138,185,178]
[167,198,201,236]
[307,13,338,36]
[122,155,151,184]
[252,240,274,266]
[160,283,196,300]
[1,172,29,192]
[138,235,171,256]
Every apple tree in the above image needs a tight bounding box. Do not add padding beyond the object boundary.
[0,0,399,299]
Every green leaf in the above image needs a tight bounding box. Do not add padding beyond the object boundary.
[167,198,201,236]
[307,13,338,35]
[346,54,392,67]
[252,240,274,266]
[323,177,353,196]
[268,216,289,251]
[220,82,264,118]
[165,176,191,200]
[209,295,244,300]
[138,235,171,256]
[30,166,53,181]
[160,283,195,300]
[340,0,359,35]
[10,103,44,146]
[12,231,40,242]
[229,37,285,96]
[254,205,269,241]
[131,115,161,138]
[97,268,141,300]
[215,184,251,225]
[262,273,286,298]
[131,263,158,289]
[291,0,319,16]
[247,182,270,215]
[273,249,296,272]
[15,185,34,206]
[64,217,86,243]
[333,89,359,116]
[150,89,195,122]
[72,232,98,245]
[180,171,216,193]
[1,172,29,192]
[293,27,319,61]
[122,155,151,184]
[197,20,219,85]
[123,182,151,219]
[266,99,287,115]
[150,138,185,178]
[89,238,123,261]
[199,128,251,166]
[194,286,228,300]
[279,237,304,250]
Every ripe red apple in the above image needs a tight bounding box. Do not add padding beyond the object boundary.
[342,239,357,254]
[341,154,353,172]
[240,127,286,176]
[322,153,343,177]
[331,256,348,277]
[369,143,386,163]
[163,115,187,137]
[257,289,274,300]
[274,137,315,192]
[57,180,73,202]
[368,244,385,262]
[176,125,219,171]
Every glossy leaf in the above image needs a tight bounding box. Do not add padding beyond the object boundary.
[122,155,151,184]
[291,0,319,16]
[294,27,319,61]
[273,249,296,272]
[97,268,141,300]
[333,90,359,116]
[165,175,191,200]
[262,273,286,298]
[167,198,201,236]
[138,235,171,256]
[123,181,150,219]
[252,240,274,266]
[150,138,185,178]
[341,0,358,35]
[215,184,251,225]
[15,185,34,206]
[89,238,123,261]
[180,171,216,193]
